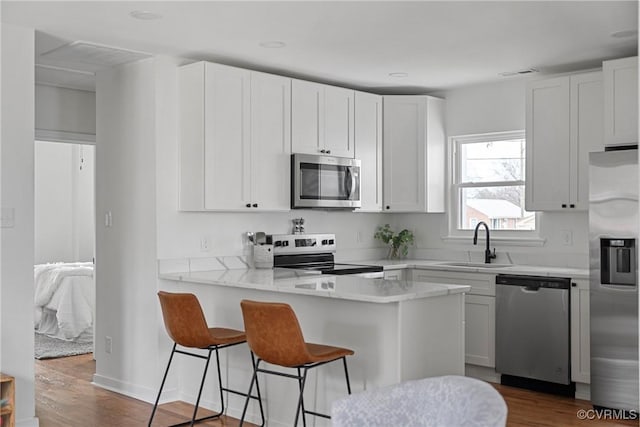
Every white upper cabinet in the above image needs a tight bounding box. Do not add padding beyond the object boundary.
[525,71,603,211]
[178,62,291,211]
[249,71,292,211]
[603,56,638,147]
[291,80,355,158]
[354,91,383,212]
[382,95,445,213]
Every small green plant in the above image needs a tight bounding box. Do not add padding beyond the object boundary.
[374,224,414,259]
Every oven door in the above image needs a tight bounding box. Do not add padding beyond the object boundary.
[292,153,361,209]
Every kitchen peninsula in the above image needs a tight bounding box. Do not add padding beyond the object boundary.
[158,264,469,426]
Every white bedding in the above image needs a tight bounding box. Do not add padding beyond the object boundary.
[34,262,94,342]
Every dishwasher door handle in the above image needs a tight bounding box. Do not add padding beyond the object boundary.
[521,285,540,292]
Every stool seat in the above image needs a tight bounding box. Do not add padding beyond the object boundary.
[206,327,246,346]
[305,342,354,364]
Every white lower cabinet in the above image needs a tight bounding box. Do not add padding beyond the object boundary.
[465,294,495,367]
[571,279,590,383]
[408,268,496,368]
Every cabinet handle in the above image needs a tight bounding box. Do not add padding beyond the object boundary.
[561,204,567,208]
[246,203,251,208]
[320,149,326,153]
[252,203,258,208]
[326,150,331,154]
[572,283,577,287]
[570,204,575,208]
[386,205,391,210]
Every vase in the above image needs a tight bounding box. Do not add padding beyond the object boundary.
[388,246,401,260]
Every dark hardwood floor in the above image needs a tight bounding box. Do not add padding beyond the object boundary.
[36,354,638,426]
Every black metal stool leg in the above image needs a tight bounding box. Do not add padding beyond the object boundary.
[239,356,260,426]
[189,349,213,426]
[149,343,177,426]
[250,353,266,427]
[342,357,352,394]
[293,367,309,427]
[213,346,225,414]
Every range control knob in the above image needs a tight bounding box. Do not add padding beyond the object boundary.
[274,241,282,247]
[282,241,289,247]
[321,239,328,245]
[328,239,335,245]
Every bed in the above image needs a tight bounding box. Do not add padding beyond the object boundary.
[34,262,95,343]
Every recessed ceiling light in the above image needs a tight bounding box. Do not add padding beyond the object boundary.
[611,29,638,39]
[388,72,408,78]
[129,10,163,20]
[259,41,286,48]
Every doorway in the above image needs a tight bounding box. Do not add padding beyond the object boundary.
[33,140,96,361]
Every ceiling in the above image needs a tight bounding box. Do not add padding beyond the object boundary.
[2,1,638,93]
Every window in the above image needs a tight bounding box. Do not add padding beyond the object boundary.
[451,131,535,234]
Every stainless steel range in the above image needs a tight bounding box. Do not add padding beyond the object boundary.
[267,233,384,278]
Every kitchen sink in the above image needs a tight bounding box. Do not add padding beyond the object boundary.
[437,262,512,269]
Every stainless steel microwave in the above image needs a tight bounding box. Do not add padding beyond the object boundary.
[291,153,361,209]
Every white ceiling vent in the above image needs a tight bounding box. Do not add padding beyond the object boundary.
[499,68,539,77]
[40,41,151,70]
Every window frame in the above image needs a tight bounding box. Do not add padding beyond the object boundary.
[447,130,542,244]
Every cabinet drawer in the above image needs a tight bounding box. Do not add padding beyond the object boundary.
[409,269,495,296]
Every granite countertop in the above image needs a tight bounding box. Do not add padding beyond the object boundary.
[159,268,470,303]
[360,259,589,279]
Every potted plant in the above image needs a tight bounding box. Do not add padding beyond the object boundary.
[374,224,414,260]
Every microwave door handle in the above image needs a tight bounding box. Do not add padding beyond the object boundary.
[345,167,354,199]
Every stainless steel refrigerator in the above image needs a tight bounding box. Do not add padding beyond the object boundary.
[589,148,639,411]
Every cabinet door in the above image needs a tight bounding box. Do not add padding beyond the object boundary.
[525,77,571,211]
[604,57,638,146]
[291,80,323,155]
[354,91,382,212]
[203,63,251,210]
[250,72,291,211]
[324,85,355,158]
[383,96,427,212]
[465,294,496,367]
[571,280,590,383]
[570,72,603,210]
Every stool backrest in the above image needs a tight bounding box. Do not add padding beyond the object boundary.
[157,291,213,349]
[240,300,310,367]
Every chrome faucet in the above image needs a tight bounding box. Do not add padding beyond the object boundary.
[473,221,497,264]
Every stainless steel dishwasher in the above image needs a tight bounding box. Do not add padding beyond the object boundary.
[495,274,574,396]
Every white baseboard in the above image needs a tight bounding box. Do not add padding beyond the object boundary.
[92,373,176,404]
[465,364,500,383]
[17,416,39,427]
[575,382,591,401]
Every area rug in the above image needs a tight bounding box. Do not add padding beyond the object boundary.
[34,332,93,359]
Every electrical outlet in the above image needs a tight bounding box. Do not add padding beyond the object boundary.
[561,230,573,246]
[105,336,112,354]
[200,237,210,252]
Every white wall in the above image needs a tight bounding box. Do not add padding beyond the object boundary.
[93,58,161,401]
[396,77,589,268]
[34,141,95,264]
[0,23,38,427]
[35,84,96,138]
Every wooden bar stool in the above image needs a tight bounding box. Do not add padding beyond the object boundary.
[238,299,354,426]
[149,291,264,427]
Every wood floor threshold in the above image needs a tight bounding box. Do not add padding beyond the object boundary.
[35,354,638,426]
